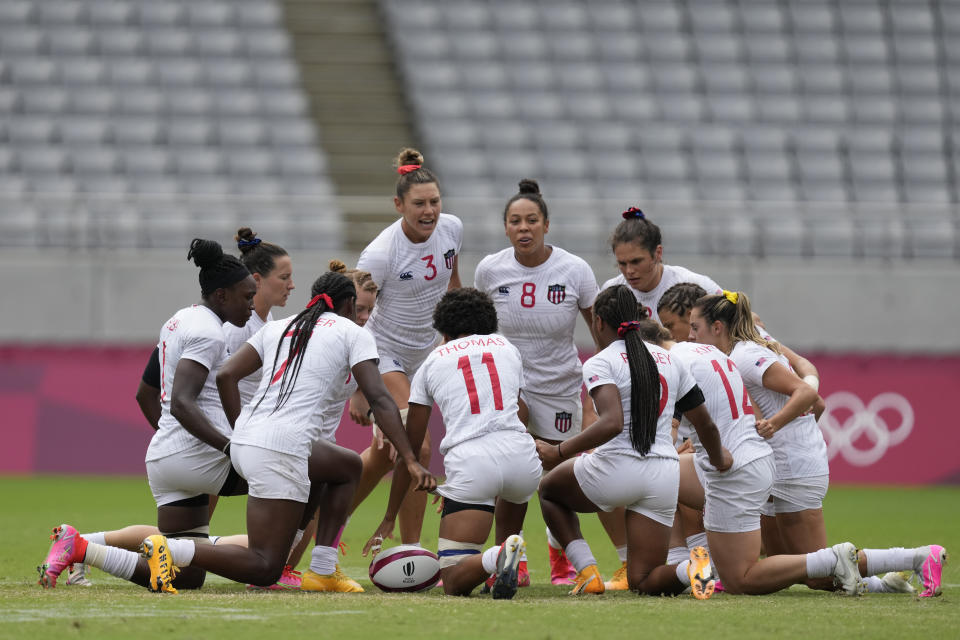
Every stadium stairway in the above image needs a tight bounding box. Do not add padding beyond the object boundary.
[282,0,419,249]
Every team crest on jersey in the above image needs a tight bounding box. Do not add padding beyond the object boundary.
[399,271,413,280]
[555,411,572,433]
[444,249,456,269]
[498,286,510,295]
[547,284,566,305]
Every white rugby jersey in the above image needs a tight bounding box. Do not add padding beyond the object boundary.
[146,305,232,462]
[474,247,598,397]
[729,340,829,480]
[358,213,463,354]
[310,327,378,442]
[232,312,379,458]
[601,265,722,322]
[582,339,696,459]
[409,334,527,456]
[670,342,772,472]
[222,310,273,406]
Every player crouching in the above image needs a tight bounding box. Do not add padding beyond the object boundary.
[364,288,542,599]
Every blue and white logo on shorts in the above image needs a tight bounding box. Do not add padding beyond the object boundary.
[555,411,572,433]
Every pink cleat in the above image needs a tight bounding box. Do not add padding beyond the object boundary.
[247,564,302,591]
[38,525,88,589]
[714,579,725,593]
[916,545,947,598]
[549,545,576,585]
[518,560,531,587]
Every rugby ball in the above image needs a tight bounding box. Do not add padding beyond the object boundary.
[368,545,441,593]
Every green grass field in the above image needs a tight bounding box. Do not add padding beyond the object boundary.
[0,476,956,640]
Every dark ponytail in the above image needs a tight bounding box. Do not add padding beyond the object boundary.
[502,178,549,221]
[187,238,250,296]
[255,271,357,414]
[235,227,288,277]
[594,285,661,456]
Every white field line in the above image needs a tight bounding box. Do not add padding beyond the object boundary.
[0,607,363,624]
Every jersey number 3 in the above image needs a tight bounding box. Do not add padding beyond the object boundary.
[457,352,504,414]
[422,255,437,281]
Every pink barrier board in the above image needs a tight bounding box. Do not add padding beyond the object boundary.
[1,346,958,484]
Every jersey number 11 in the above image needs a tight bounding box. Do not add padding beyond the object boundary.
[457,353,504,414]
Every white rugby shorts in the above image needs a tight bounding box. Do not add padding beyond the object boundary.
[760,474,830,514]
[146,444,232,507]
[437,430,542,507]
[231,443,311,503]
[699,454,775,533]
[376,343,431,377]
[574,450,678,526]
[522,388,582,442]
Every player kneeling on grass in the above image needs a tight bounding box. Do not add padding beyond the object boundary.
[537,284,735,598]
[136,271,435,593]
[364,288,541,599]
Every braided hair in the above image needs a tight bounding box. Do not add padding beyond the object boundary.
[395,147,440,200]
[502,178,549,221]
[657,282,707,317]
[187,238,250,296]
[235,227,288,277]
[594,285,661,456]
[610,206,662,254]
[693,291,781,354]
[256,271,357,414]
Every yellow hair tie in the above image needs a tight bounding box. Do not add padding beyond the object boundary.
[723,290,739,305]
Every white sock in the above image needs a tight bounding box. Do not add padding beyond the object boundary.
[676,560,691,586]
[862,547,913,576]
[545,527,562,550]
[481,545,501,574]
[863,576,889,593]
[309,545,338,575]
[83,542,137,580]
[164,538,196,567]
[563,539,596,572]
[805,548,837,579]
[667,546,689,565]
[616,545,628,563]
[290,529,305,554]
[519,530,528,562]
[686,533,709,553]
[81,532,106,546]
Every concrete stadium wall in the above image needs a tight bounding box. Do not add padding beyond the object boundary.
[1,248,958,353]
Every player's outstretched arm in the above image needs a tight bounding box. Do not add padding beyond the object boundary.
[170,358,231,452]
[353,359,436,491]
[216,344,262,426]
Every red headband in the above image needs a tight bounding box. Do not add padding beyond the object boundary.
[307,293,334,309]
[397,164,422,175]
[617,320,643,337]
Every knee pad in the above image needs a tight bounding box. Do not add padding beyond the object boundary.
[437,538,484,569]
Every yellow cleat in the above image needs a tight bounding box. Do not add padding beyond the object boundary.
[300,565,364,593]
[604,561,629,591]
[687,546,715,600]
[140,535,179,594]
[569,564,605,595]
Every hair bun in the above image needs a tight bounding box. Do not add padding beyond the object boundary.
[328,259,347,273]
[395,147,425,169]
[517,178,540,195]
[235,227,261,253]
[187,238,224,269]
[622,206,646,220]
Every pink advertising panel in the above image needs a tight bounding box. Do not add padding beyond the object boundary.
[1,346,958,484]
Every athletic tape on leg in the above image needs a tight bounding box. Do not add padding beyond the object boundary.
[437,538,483,569]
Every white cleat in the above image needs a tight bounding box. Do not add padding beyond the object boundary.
[880,571,916,594]
[491,535,526,600]
[832,542,865,596]
[65,563,93,586]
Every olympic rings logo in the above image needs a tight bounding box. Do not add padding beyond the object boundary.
[819,392,914,467]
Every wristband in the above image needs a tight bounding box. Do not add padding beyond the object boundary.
[802,375,820,392]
